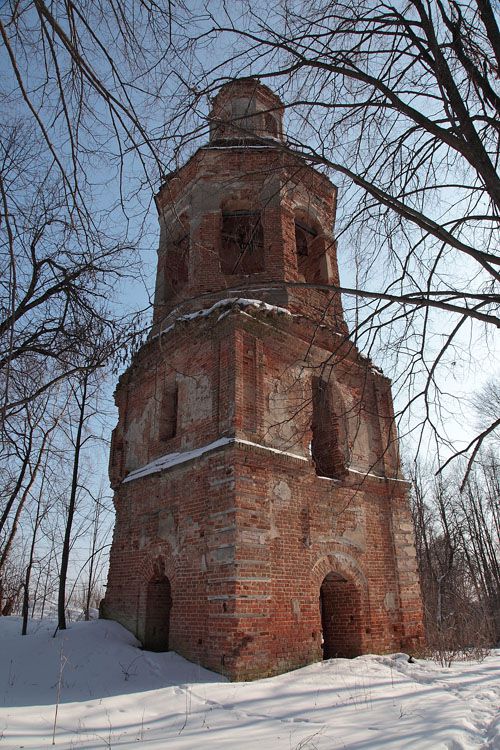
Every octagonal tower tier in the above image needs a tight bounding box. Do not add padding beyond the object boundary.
[152,79,346,334]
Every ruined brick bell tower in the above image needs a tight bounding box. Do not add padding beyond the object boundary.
[102,79,424,680]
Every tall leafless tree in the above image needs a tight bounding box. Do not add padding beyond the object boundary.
[410,452,499,659]
[165,0,499,478]
[0,392,62,612]
[0,121,140,423]
[3,1,497,471]
[57,371,89,631]
[0,116,142,576]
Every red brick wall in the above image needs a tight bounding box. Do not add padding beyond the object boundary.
[103,309,424,680]
[104,82,423,680]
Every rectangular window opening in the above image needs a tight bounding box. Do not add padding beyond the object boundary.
[159,383,178,441]
[220,211,265,275]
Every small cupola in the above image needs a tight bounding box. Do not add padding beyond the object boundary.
[209,77,284,144]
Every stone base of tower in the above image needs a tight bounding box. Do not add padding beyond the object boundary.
[102,438,424,682]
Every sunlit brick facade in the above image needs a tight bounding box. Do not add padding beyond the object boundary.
[102,79,424,680]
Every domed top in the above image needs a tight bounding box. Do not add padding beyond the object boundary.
[209,78,284,144]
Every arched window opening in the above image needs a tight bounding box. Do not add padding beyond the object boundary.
[311,377,348,479]
[320,572,363,659]
[144,575,172,652]
[220,211,265,275]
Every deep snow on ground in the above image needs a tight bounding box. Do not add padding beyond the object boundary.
[0,618,498,749]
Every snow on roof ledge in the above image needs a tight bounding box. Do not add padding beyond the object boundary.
[123,437,233,483]
[122,437,406,486]
[155,297,292,340]
[122,436,308,484]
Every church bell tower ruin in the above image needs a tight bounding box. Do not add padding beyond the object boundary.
[102,78,424,680]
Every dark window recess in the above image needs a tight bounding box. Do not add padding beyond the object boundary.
[295,224,310,258]
[295,221,322,283]
[263,112,278,137]
[311,376,347,479]
[220,212,265,275]
[165,233,189,297]
[159,384,178,441]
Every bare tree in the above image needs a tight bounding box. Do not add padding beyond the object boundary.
[2,2,497,476]
[458,453,500,639]
[0,117,143,581]
[472,376,500,436]
[21,461,50,635]
[82,490,111,621]
[0,121,140,424]
[32,538,58,620]
[164,0,499,477]
[56,372,88,631]
[410,453,499,661]
[0,393,62,612]
[56,358,113,631]
[0,2,181,216]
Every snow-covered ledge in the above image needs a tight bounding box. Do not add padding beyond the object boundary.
[153,297,292,341]
[122,436,308,484]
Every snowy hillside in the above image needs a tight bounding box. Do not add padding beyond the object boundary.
[0,617,498,749]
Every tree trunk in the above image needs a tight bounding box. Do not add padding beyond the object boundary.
[57,374,88,632]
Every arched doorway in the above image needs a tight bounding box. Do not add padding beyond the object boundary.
[144,575,172,652]
[320,571,363,659]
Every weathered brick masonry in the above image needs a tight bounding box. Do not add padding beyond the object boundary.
[102,79,424,680]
